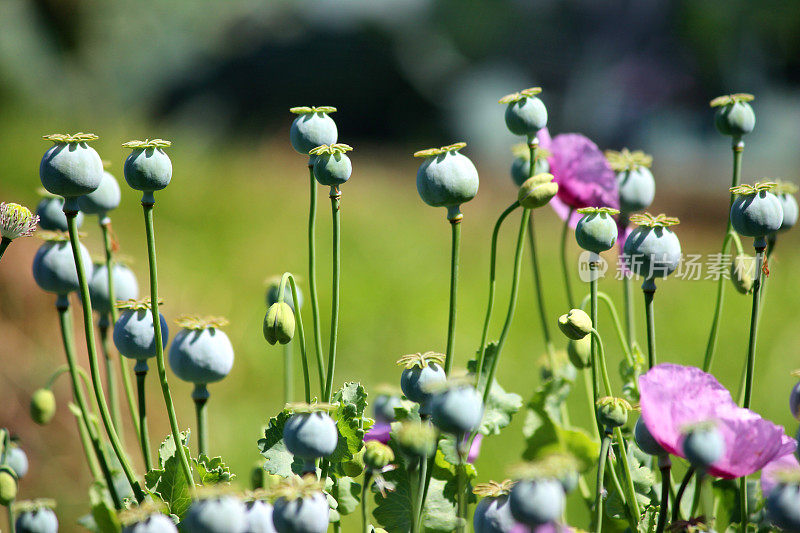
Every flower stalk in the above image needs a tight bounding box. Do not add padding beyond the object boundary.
[307,166,326,396]
[324,187,342,401]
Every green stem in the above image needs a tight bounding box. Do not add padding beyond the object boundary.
[307,167,326,396]
[594,434,612,533]
[101,220,140,439]
[55,298,123,509]
[582,368,599,439]
[444,215,462,375]
[99,324,122,438]
[703,138,744,372]
[413,452,429,533]
[481,209,530,408]
[613,426,641,526]
[0,237,11,263]
[643,280,656,369]
[135,370,152,471]
[72,404,103,482]
[325,189,342,401]
[623,274,636,352]
[7,502,14,533]
[739,476,748,532]
[596,292,634,368]
[283,343,293,404]
[283,273,311,403]
[474,201,521,386]
[193,385,208,457]
[65,210,145,503]
[672,467,695,523]
[741,241,766,409]
[561,208,575,308]
[655,457,671,533]
[456,448,466,533]
[529,214,556,363]
[362,471,372,533]
[141,199,195,495]
[590,330,613,397]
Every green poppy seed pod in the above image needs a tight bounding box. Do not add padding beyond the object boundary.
[500,87,548,137]
[0,468,17,506]
[567,336,592,369]
[575,208,619,253]
[395,422,437,459]
[518,173,558,209]
[30,389,57,425]
[596,397,631,429]
[414,143,479,219]
[730,254,755,295]
[122,140,173,193]
[77,170,121,219]
[310,144,353,188]
[39,133,103,200]
[557,309,592,340]
[289,107,338,155]
[364,441,394,471]
[730,186,783,239]
[711,94,755,137]
[263,302,295,345]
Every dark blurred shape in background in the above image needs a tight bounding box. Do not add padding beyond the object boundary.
[2,0,800,173]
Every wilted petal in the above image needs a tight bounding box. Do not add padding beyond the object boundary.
[761,446,800,496]
[639,364,796,479]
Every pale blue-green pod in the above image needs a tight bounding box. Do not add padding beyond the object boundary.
[778,192,798,231]
[618,167,655,214]
[415,143,479,220]
[89,263,139,314]
[313,152,352,187]
[6,446,28,478]
[169,323,234,385]
[36,197,83,231]
[124,144,172,193]
[575,208,619,253]
[283,411,338,460]
[730,189,783,238]
[504,96,548,137]
[272,492,329,533]
[289,107,338,156]
[243,500,276,533]
[113,306,169,371]
[15,506,58,533]
[623,216,682,280]
[40,134,103,200]
[430,385,484,436]
[510,156,549,187]
[78,171,121,219]
[122,513,177,533]
[32,238,92,295]
[714,100,755,137]
[473,494,516,533]
[181,495,247,533]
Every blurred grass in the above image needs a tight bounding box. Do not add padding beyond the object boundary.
[1,107,800,530]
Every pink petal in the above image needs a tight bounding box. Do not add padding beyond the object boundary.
[547,134,618,212]
[761,447,800,496]
[639,364,796,479]
[467,433,483,463]
[365,422,391,444]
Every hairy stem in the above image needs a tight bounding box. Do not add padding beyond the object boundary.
[613,427,641,526]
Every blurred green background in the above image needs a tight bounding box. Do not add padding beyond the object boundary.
[1,0,800,529]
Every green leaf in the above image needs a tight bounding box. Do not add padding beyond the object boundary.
[465,343,523,435]
[522,402,598,472]
[332,476,362,515]
[192,454,234,485]
[257,410,305,477]
[330,382,373,464]
[145,432,193,519]
[636,505,659,533]
[89,481,121,533]
[712,479,738,532]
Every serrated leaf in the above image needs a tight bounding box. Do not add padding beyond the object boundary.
[192,454,234,485]
[636,505,658,533]
[332,476,362,515]
[466,343,523,435]
[257,410,305,477]
[145,432,193,519]
[330,382,372,464]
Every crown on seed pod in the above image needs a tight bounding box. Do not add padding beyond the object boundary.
[396,351,445,369]
[628,212,680,227]
[605,148,653,172]
[175,315,230,330]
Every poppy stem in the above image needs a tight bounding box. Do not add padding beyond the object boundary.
[0,237,10,263]
[444,211,462,375]
[135,367,153,470]
[613,427,641,525]
[672,467,695,523]
[655,456,671,533]
[623,274,636,352]
[643,279,657,369]
[474,201,520,387]
[703,137,744,372]
[561,208,575,308]
[594,433,612,533]
[282,273,311,404]
[66,209,145,503]
[324,189,341,401]
[193,384,208,457]
[283,342,293,404]
[307,166,326,397]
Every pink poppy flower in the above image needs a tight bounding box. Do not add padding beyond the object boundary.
[537,128,618,228]
[639,364,796,479]
[365,422,391,444]
[761,451,800,496]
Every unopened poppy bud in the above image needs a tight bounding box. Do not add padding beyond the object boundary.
[0,468,17,506]
[364,440,394,471]
[263,302,295,345]
[395,422,436,459]
[557,309,592,340]
[567,336,592,369]
[518,173,558,209]
[30,389,56,425]
[596,397,632,429]
[730,254,755,295]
